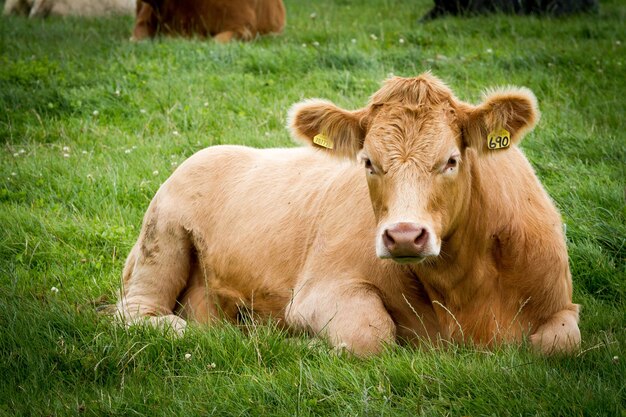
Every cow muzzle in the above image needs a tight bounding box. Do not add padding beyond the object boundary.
[378,222,438,263]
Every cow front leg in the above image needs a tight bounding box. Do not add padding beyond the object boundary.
[530,304,581,354]
[213,5,256,43]
[286,278,396,356]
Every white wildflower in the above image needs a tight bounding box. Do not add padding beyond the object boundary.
[351,38,356,44]
[152,170,159,176]
[51,286,59,294]
[92,110,99,116]
[486,48,493,54]
[370,34,378,41]
[309,12,317,19]
[63,153,70,158]
[312,41,320,47]
[19,149,25,154]
[173,130,180,136]
[140,109,147,114]
[13,153,19,157]
[184,353,192,360]
[124,149,132,154]
[399,38,405,44]
[11,172,17,176]
[62,146,70,152]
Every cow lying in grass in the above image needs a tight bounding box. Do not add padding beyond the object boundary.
[131,0,286,42]
[3,0,134,17]
[117,73,580,356]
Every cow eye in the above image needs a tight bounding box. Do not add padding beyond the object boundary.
[444,156,459,173]
[364,158,374,173]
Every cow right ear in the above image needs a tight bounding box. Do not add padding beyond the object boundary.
[287,99,367,159]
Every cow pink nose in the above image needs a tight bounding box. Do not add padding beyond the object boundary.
[383,222,429,257]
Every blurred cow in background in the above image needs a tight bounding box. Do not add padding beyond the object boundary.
[131,0,286,42]
[421,0,598,20]
[3,0,135,17]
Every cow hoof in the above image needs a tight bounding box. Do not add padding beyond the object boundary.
[145,315,188,336]
[115,313,188,337]
[530,308,580,355]
[214,31,235,43]
[129,35,149,42]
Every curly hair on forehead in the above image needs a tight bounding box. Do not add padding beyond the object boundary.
[370,72,458,108]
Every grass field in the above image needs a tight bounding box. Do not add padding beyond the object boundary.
[1,0,625,415]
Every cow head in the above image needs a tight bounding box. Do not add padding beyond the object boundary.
[289,73,539,263]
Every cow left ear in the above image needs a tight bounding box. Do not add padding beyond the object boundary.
[287,99,367,159]
[463,87,540,153]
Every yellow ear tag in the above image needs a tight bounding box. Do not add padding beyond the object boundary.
[313,133,334,149]
[487,129,511,150]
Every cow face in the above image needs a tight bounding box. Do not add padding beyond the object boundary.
[289,73,538,263]
[358,103,463,262]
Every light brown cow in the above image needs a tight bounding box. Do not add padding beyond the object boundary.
[131,0,286,42]
[117,73,580,356]
[3,0,135,17]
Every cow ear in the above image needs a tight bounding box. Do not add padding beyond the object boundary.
[288,99,367,159]
[463,87,539,154]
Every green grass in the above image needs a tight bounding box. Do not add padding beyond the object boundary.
[1,0,625,415]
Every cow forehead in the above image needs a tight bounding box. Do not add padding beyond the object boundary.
[364,104,460,171]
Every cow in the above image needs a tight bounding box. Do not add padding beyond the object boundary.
[421,0,598,20]
[116,73,581,356]
[131,0,286,42]
[3,0,135,17]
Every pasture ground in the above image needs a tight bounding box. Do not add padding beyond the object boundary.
[1,0,624,415]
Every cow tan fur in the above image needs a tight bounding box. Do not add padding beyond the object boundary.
[3,0,135,17]
[131,0,286,42]
[117,73,580,356]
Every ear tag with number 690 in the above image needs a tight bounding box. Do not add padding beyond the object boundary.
[487,129,511,150]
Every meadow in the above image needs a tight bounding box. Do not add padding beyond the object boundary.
[1,0,624,415]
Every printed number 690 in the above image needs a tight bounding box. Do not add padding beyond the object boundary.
[489,135,510,149]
